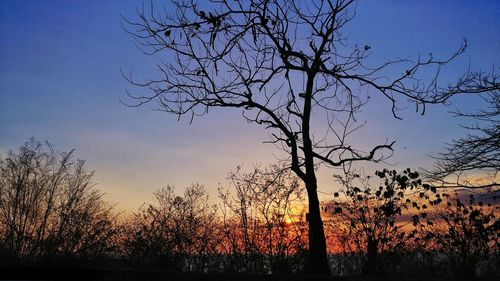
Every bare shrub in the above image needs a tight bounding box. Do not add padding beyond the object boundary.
[125,184,219,272]
[218,165,307,273]
[0,138,117,264]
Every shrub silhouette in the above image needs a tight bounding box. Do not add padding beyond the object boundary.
[0,138,117,264]
[125,184,219,271]
[419,192,499,278]
[217,165,308,274]
[327,169,433,276]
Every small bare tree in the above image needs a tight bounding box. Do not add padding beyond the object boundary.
[218,164,307,273]
[0,138,116,263]
[124,0,472,273]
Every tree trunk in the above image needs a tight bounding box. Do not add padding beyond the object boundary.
[300,71,330,275]
[305,177,331,275]
[363,238,379,275]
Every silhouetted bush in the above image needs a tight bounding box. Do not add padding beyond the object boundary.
[217,165,308,274]
[0,138,117,264]
[418,191,499,279]
[326,169,430,276]
[124,184,220,272]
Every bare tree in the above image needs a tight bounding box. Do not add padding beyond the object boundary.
[218,164,307,273]
[124,0,470,273]
[425,71,499,193]
[0,138,117,263]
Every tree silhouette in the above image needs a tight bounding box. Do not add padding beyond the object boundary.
[425,71,499,193]
[0,138,116,263]
[124,0,471,273]
[218,164,307,273]
[419,191,499,279]
[329,169,428,275]
[126,184,219,271]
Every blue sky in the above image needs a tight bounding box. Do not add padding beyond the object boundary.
[1,0,498,211]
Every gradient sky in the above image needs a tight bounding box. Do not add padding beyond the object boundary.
[1,0,499,212]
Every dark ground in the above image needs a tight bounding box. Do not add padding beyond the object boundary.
[0,267,497,281]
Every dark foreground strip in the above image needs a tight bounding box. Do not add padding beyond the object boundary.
[0,267,493,281]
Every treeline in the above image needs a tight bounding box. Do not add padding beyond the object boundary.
[1,139,498,279]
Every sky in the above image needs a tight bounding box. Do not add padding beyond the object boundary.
[1,0,499,212]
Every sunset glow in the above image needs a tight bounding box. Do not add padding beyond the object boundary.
[0,0,498,279]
